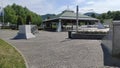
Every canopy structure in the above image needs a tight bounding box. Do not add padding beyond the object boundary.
[43,10,99,32]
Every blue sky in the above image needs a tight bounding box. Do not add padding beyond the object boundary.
[1,0,120,15]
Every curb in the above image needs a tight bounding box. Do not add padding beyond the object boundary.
[3,39,29,68]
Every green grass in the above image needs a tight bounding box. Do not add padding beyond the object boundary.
[0,39,26,68]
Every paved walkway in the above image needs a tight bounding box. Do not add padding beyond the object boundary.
[0,30,104,68]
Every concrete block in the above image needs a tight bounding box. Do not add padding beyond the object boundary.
[14,25,35,39]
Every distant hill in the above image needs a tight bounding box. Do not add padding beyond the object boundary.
[84,12,100,17]
[41,14,56,20]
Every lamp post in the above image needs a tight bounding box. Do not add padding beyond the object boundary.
[76,5,79,32]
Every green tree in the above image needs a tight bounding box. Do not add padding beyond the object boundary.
[4,5,17,24]
[17,16,23,28]
[98,11,120,20]
[26,15,32,25]
[113,11,120,20]
[107,11,112,18]
[91,13,96,18]
[0,3,42,27]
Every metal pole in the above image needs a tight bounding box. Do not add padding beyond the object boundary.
[76,5,79,32]
[2,1,4,26]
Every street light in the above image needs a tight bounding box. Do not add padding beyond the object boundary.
[76,5,79,32]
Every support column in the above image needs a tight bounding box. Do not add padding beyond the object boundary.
[42,23,45,29]
[50,23,52,29]
[71,23,73,30]
[56,19,62,32]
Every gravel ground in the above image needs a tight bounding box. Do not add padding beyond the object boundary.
[0,29,117,68]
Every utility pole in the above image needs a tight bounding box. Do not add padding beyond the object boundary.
[76,5,79,32]
[1,1,4,26]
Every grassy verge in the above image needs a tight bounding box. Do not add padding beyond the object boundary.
[0,39,26,68]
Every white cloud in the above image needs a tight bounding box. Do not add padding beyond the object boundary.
[0,0,56,15]
[81,0,120,13]
[86,1,95,5]
[1,0,120,15]
[74,0,85,4]
[28,0,55,15]
[64,0,120,14]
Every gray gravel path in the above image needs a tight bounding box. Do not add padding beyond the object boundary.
[0,30,104,68]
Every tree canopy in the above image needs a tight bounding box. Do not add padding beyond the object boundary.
[1,3,42,26]
[97,11,120,22]
[85,11,120,23]
[26,15,32,25]
[17,16,23,28]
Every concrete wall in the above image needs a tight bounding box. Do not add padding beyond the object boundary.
[112,21,120,55]
[101,28,113,54]
[102,21,120,55]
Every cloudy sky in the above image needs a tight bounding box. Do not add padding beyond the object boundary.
[1,0,120,15]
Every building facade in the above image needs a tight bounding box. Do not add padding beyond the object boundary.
[43,10,99,32]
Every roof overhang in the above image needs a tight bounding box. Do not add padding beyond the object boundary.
[43,17,99,23]
[59,17,99,21]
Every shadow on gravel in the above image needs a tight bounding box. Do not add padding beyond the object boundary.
[101,44,120,67]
